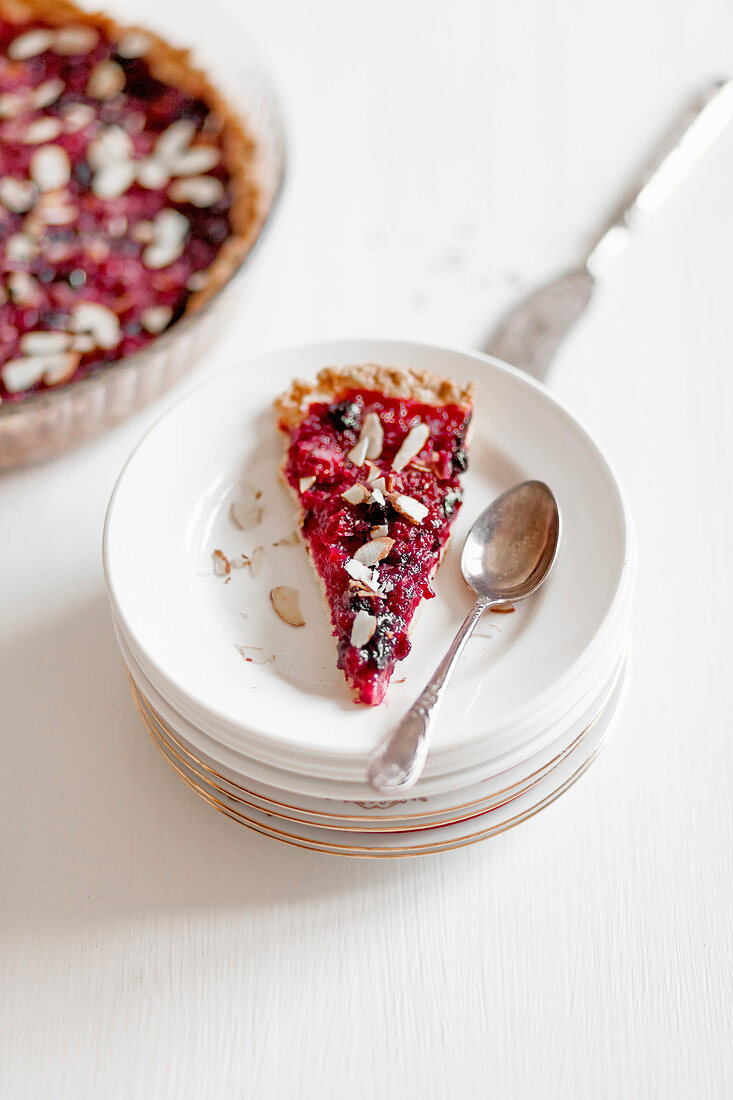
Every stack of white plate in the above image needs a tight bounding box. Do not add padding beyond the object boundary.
[103,339,635,858]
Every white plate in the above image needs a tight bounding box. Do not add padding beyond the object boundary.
[148,660,629,857]
[116,599,630,800]
[133,648,628,830]
[104,339,633,774]
[111,552,632,783]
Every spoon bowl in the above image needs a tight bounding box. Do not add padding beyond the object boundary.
[368,480,561,793]
[462,480,561,601]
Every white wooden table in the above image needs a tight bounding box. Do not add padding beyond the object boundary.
[2,0,732,1095]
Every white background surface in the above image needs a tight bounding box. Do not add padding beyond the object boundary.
[1,0,732,1096]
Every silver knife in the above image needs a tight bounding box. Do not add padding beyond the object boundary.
[485,78,733,381]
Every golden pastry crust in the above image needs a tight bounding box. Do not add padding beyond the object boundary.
[0,0,258,311]
[275,364,476,431]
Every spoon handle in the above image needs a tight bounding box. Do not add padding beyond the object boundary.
[367,596,492,793]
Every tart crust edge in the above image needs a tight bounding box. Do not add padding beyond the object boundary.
[274,364,476,432]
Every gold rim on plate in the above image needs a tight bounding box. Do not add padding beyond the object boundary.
[143,708,613,858]
[132,682,586,831]
[129,665,625,856]
[127,664,621,828]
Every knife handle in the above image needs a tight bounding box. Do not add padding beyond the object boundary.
[585,78,733,276]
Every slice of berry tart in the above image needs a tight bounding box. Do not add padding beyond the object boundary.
[275,365,476,706]
[0,0,257,402]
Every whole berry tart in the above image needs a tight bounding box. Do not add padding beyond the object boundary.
[276,365,476,705]
[0,0,258,402]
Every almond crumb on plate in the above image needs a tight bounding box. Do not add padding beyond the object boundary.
[212,549,231,576]
[235,644,275,665]
[270,586,305,627]
[231,499,263,530]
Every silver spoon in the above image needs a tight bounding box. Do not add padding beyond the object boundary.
[367,480,561,794]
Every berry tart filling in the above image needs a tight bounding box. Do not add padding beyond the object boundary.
[0,0,257,402]
[276,366,475,706]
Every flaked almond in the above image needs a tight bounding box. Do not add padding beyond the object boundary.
[22,117,63,144]
[71,302,121,349]
[20,331,72,356]
[341,483,369,505]
[7,271,40,306]
[353,537,394,566]
[0,178,37,213]
[33,79,65,109]
[142,241,183,269]
[270,586,305,627]
[136,158,169,190]
[345,558,381,593]
[299,476,316,492]
[187,270,209,292]
[140,208,189,269]
[6,233,37,262]
[2,357,45,392]
[392,422,430,471]
[155,119,196,162]
[273,531,300,547]
[92,160,136,199]
[249,546,265,577]
[62,103,96,134]
[168,145,220,176]
[53,25,99,54]
[30,145,71,191]
[349,412,383,466]
[71,333,96,353]
[235,645,274,665]
[347,435,369,466]
[88,126,133,169]
[212,549,231,576]
[116,31,152,59]
[155,208,190,242]
[131,220,155,244]
[350,609,377,648]
[370,476,387,494]
[362,411,384,460]
[34,203,77,226]
[370,524,389,539]
[87,60,126,100]
[0,93,24,119]
[370,488,385,507]
[8,29,54,60]
[237,481,260,506]
[389,492,429,524]
[230,499,263,530]
[168,175,224,207]
[140,305,173,334]
[42,352,80,385]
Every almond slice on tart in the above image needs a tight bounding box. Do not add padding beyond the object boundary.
[275,364,476,706]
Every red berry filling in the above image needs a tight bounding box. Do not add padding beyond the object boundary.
[0,15,245,400]
[282,388,471,705]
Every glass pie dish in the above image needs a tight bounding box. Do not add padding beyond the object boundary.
[0,0,286,468]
